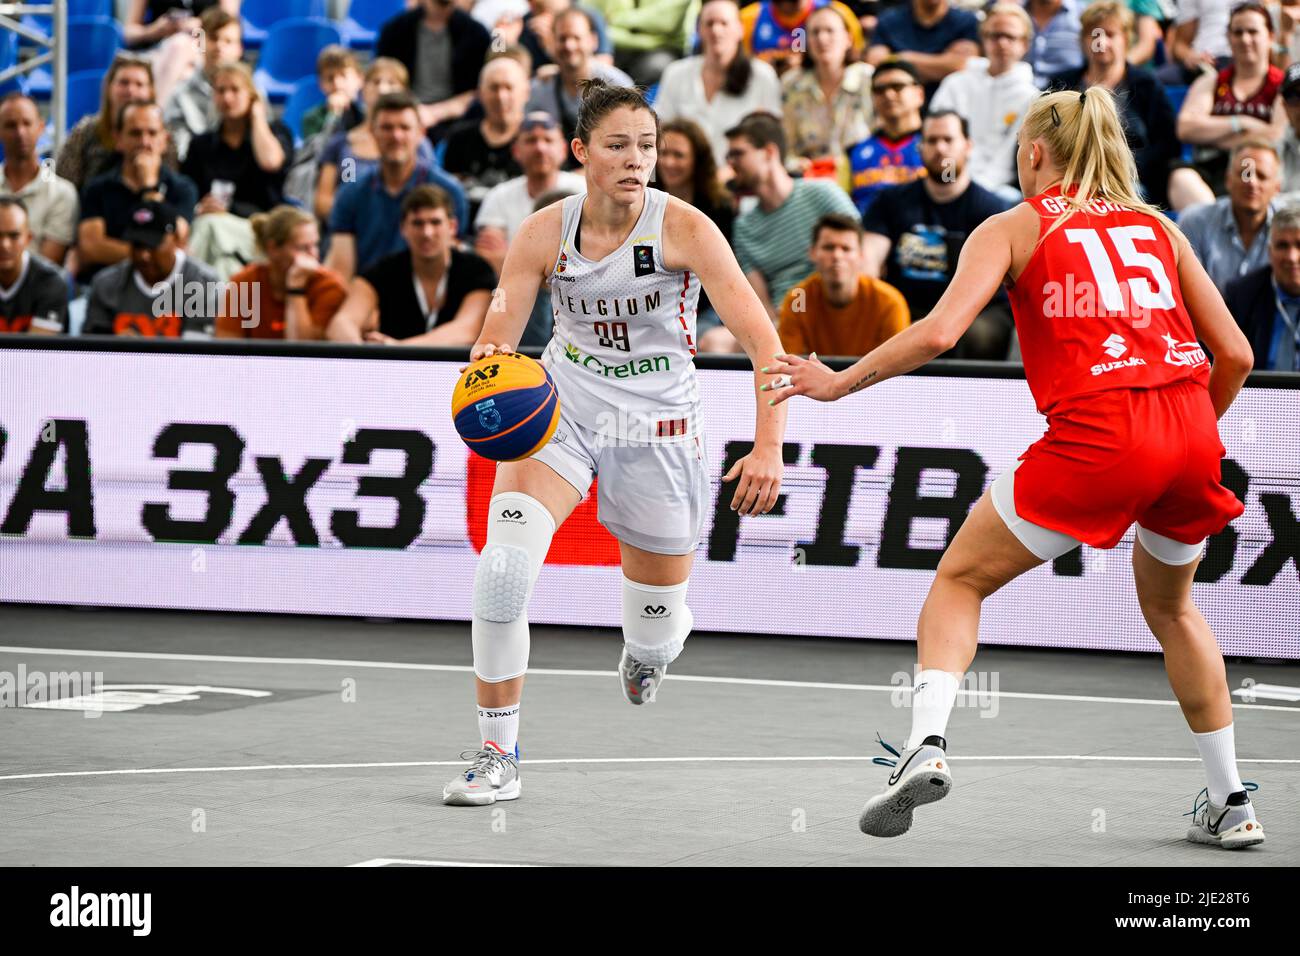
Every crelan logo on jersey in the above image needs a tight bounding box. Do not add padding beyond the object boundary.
[50,886,151,936]
[563,342,671,378]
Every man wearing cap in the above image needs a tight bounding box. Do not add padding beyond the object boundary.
[0,196,68,334]
[473,111,586,274]
[1279,63,1300,202]
[76,101,198,286]
[846,59,927,217]
[83,201,219,337]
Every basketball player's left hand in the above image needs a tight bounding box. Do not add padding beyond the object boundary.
[722,445,783,515]
[760,352,843,405]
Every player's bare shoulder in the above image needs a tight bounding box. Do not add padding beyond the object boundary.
[661,193,725,272]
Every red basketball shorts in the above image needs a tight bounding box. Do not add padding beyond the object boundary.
[1007,379,1244,554]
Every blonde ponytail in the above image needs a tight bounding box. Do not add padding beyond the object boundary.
[250,205,314,256]
[1021,87,1174,240]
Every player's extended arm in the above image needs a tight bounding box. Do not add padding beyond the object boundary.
[469,208,555,361]
[763,210,1017,403]
[671,201,786,515]
[1173,230,1254,418]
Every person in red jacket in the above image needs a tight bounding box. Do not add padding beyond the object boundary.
[765,87,1266,850]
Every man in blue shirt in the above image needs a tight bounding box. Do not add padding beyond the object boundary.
[847,59,927,216]
[1224,204,1300,371]
[326,91,468,279]
[1025,0,1084,85]
[867,0,981,98]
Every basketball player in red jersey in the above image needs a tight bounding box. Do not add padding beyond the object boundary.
[764,87,1265,849]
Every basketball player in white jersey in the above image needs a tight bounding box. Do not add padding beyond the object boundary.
[443,81,790,805]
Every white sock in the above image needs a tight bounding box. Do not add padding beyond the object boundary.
[1192,724,1244,806]
[907,669,960,750]
[478,702,520,758]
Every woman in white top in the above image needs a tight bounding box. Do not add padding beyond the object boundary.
[441,79,787,808]
[654,0,784,169]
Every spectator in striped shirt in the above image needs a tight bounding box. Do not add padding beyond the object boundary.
[721,111,859,352]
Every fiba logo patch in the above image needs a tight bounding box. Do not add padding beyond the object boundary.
[475,399,502,433]
[557,250,568,273]
[633,244,655,277]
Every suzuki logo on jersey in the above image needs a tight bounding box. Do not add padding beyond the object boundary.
[1162,332,1208,368]
[1102,333,1128,357]
[633,244,655,277]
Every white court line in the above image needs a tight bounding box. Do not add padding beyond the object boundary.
[1,754,1299,783]
[3,645,1298,714]
[349,858,537,868]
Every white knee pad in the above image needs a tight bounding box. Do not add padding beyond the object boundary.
[472,493,556,682]
[622,577,693,668]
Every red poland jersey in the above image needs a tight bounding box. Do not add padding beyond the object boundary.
[1007,185,1210,415]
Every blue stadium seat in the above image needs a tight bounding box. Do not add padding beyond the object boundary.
[253,18,343,104]
[645,83,658,106]
[1164,84,1189,115]
[338,0,407,50]
[282,76,327,147]
[19,0,113,43]
[242,0,327,50]
[65,69,104,132]
[25,16,122,100]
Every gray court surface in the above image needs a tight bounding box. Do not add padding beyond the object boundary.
[0,604,1296,867]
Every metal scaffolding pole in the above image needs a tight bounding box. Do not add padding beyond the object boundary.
[0,3,67,151]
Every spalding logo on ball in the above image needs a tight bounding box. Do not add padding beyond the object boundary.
[451,353,561,461]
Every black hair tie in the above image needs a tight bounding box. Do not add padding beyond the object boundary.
[1079,90,1088,105]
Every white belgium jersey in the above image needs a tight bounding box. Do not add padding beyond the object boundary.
[540,188,702,443]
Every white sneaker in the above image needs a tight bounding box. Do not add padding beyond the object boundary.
[859,734,952,838]
[619,646,666,705]
[442,743,521,806]
[1185,784,1265,849]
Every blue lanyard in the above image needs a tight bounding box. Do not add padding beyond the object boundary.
[1273,286,1300,371]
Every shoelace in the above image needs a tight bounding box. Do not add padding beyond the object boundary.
[871,732,902,768]
[458,748,514,781]
[1183,781,1259,820]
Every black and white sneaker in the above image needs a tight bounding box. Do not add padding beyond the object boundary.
[858,733,953,838]
[1185,783,1264,849]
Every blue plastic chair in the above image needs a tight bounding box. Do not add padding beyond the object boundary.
[254,18,343,103]
[282,76,327,146]
[25,16,122,100]
[337,0,408,50]
[242,0,327,50]
[20,0,113,43]
[65,69,104,131]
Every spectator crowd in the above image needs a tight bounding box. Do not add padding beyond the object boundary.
[2,0,1299,371]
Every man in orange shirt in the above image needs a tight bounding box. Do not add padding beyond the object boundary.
[778,212,909,357]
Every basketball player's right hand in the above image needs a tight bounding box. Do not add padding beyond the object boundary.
[464,342,515,370]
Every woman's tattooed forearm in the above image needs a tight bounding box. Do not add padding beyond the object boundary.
[846,370,878,394]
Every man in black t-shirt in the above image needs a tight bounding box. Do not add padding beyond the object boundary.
[441,56,528,216]
[77,101,199,286]
[0,197,68,334]
[326,185,495,346]
[862,109,1014,359]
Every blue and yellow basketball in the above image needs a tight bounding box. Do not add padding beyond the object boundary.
[451,353,561,461]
